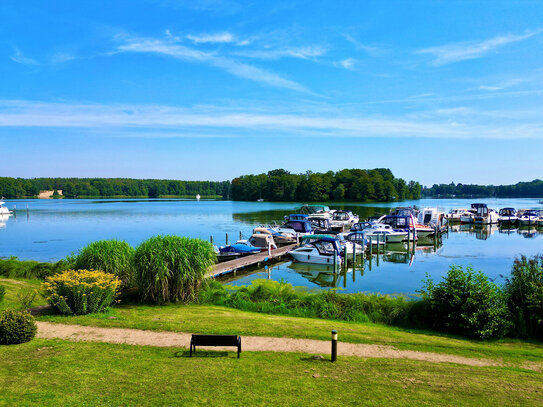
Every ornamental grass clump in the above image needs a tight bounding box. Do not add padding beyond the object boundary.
[72,240,135,286]
[43,270,121,315]
[134,235,216,304]
[0,309,37,345]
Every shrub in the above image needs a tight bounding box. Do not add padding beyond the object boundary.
[419,265,510,339]
[73,240,135,286]
[0,285,5,303]
[17,288,37,310]
[0,309,37,345]
[134,235,216,303]
[43,270,121,315]
[0,257,69,280]
[505,255,543,340]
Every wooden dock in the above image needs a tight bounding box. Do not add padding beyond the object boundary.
[209,244,297,278]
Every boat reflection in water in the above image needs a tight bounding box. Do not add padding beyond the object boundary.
[0,214,10,229]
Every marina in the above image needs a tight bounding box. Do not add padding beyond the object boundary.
[0,198,542,294]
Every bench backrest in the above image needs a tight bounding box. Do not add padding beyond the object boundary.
[191,334,239,346]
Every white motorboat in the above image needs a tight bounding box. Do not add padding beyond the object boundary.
[498,208,519,225]
[472,206,499,225]
[253,227,296,246]
[290,236,342,265]
[445,208,469,222]
[518,210,541,226]
[235,234,278,251]
[297,204,334,219]
[330,210,359,231]
[0,200,12,215]
[460,211,475,224]
[362,224,408,243]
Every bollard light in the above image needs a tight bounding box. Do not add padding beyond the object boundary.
[331,330,338,362]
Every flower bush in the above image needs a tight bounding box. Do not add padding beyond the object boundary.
[0,309,37,345]
[43,269,121,315]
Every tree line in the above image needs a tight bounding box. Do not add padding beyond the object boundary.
[0,177,231,199]
[423,179,543,198]
[231,168,421,202]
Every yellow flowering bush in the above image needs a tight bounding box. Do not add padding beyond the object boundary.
[43,270,121,315]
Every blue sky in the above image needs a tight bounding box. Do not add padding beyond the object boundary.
[1,0,542,186]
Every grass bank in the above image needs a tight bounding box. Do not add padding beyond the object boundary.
[1,339,541,406]
[0,278,44,311]
[38,303,543,366]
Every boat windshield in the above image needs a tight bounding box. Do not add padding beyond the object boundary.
[333,212,348,220]
[314,241,337,255]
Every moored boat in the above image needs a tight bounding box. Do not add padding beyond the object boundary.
[498,208,519,225]
[0,200,12,215]
[518,210,541,226]
[289,236,342,265]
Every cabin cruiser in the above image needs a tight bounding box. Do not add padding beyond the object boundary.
[271,220,313,238]
[461,203,487,224]
[445,208,469,222]
[290,236,342,265]
[379,215,422,240]
[498,208,519,225]
[253,227,295,246]
[518,210,541,226]
[473,206,499,225]
[309,217,337,235]
[417,207,447,228]
[361,224,408,243]
[0,200,11,215]
[297,204,334,219]
[329,210,359,231]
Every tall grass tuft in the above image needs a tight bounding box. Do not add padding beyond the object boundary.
[73,240,135,286]
[134,235,216,304]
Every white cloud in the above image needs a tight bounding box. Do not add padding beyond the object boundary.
[1,100,542,140]
[235,46,326,60]
[186,32,236,44]
[417,30,541,66]
[335,58,355,70]
[344,34,382,56]
[115,35,307,92]
[10,48,38,66]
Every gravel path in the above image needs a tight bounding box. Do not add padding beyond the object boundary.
[37,321,501,367]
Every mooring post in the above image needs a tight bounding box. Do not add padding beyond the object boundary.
[352,243,356,265]
[333,249,337,272]
[210,235,214,245]
[226,233,229,245]
[343,247,347,270]
[331,330,338,362]
[239,231,242,240]
[268,241,271,256]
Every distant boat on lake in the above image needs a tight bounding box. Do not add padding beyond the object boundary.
[196,194,200,201]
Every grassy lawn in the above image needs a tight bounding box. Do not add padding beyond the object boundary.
[0,278,45,311]
[39,302,543,366]
[1,339,541,406]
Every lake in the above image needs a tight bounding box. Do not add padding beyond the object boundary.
[1,198,542,294]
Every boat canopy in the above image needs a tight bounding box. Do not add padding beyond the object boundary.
[286,214,309,221]
[300,234,335,243]
[298,204,330,214]
[499,208,516,216]
[219,244,260,254]
[309,217,331,228]
[471,203,487,209]
[285,220,312,233]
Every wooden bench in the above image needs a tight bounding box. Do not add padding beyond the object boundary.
[190,334,241,358]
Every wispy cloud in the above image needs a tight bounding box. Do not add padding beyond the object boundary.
[186,32,235,44]
[10,48,38,66]
[334,58,355,70]
[344,34,382,56]
[417,30,542,66]
[234,45,325,60]
[115,34,308,92]
[475,78,525,91]
[1,100,542,140]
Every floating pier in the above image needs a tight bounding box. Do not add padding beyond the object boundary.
[209,243,297,278]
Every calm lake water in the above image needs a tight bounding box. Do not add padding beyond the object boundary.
[1,198,542,294]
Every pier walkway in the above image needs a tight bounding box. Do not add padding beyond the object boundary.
[209,243,297,278]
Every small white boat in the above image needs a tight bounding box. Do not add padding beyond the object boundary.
[445,208,469,222]
[0,200,12,215]
[362,224,408,243]
[498,208,519,224]
[417,207,445,228]
[330,210,359,231]
[473,207,499,225]
[290,237,342,265]
[518,210,541,226]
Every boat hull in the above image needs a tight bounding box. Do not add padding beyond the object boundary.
[290,251,341,265]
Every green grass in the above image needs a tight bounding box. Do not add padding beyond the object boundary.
[1,339,541,406]
[39,303,543,366]
[0,278,45,311]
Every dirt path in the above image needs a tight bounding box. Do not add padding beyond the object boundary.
[36,322,500,367]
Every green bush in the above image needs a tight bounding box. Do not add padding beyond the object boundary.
[505,255,543,340]
[0,309,37,345]
[73,240,135,286]
[0,257,69,280]
[17,288,37,310]
[200,279,411,325]
[134,235,216,304]
[0,285,5,303]
[43,270,121,315]
[419,265,510,339]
